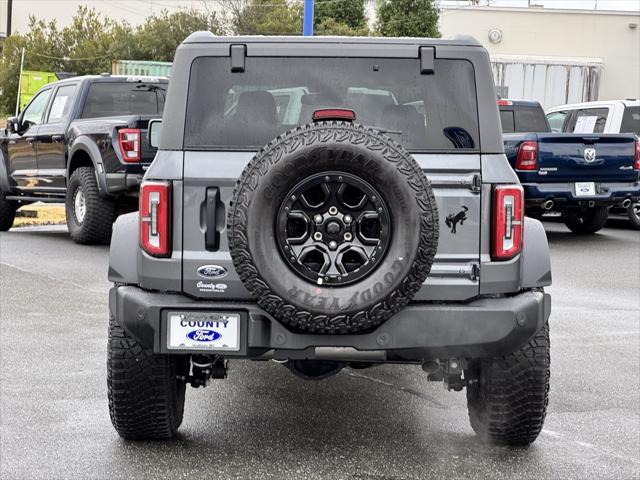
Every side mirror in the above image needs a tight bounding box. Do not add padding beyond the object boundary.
[6,117,20,134]
[148,119,162,148]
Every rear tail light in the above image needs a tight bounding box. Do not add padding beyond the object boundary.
[118,128,141,162]
[516,141,538,171]
[496,99,513,106]
[139,181,171,257]
[634,138,639,171]
[312,108,356,122]
[492,185,524,261]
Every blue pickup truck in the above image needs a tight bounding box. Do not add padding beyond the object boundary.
[498,99,640,233]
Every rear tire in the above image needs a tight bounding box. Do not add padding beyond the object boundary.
[562,206,608,234]
[0,195,17,231]
[65,167,116,244]
[627,202,640,230]
[466,321,550,446]
[107,315,188,440]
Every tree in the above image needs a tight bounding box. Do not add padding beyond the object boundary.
[0,6,225,114]
[376,0,440,38]
[315,17,369,36]
[314,0,369,35]
[230,0,302,35]
[58,7,137,75]
[136,9,223,62]
[0,34,26,113]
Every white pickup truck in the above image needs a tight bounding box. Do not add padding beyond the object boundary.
[546,100,640,228]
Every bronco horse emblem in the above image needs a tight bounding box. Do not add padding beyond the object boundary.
[445,206,469,234]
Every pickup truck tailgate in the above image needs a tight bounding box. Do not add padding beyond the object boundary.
[535,134,637,182]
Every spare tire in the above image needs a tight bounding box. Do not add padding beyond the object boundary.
[228,122,439,334]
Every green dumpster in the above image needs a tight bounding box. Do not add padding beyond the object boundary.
[20,70,59,110]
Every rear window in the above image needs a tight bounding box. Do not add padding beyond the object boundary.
[499,105,549,133]
[566,107,608,134]
[500,110,515,133]
[81,81,166,118]
[184,57,480,151]
[620,106,640,135]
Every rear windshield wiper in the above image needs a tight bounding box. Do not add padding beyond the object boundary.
[135,84,166,93]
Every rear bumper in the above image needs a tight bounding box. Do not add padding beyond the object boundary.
[102,172,144,195]
[109,286,551,362]
[523,181,640,209]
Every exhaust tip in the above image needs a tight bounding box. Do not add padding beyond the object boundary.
[543,200,554,210]
[622,199,632,208]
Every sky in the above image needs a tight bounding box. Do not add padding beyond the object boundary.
[441,0,640,11]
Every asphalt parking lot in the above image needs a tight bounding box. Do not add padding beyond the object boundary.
[0,219,638,480]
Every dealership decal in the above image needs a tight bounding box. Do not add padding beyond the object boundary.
[197,281,228,293]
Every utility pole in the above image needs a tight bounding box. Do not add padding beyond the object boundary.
[7,0,13,36]
[302,0,314,36]
[15,47,25,115]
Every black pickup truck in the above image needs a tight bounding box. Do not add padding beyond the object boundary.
[0,75,167,243]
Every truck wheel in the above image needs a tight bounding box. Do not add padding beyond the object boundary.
[66,167,116,244]
[562,206,608,234]
[228,122,439,334]
[0,195,17,231]
[466,321,550,446]
[107,315,188,440]
[627,202,640,230]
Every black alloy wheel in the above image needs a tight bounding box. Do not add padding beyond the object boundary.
[276,171,391,286]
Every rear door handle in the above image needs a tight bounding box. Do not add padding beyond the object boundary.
[51,135,63,143]
[205,187,221,251]
[26,137,36,145]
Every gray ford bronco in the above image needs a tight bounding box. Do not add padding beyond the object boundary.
[107,33,552,446]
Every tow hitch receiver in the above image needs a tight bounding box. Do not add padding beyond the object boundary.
[423,359,476,391]
[179,355,227,388]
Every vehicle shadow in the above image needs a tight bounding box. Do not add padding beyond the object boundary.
[605,217,638,231]
[544,229,629,245]
[106,363,547,479]
[5,226,109,247]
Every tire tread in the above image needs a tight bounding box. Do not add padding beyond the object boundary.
[107,315,186,440]
[66,167,116,244]
[0,196,17,231]
[562,206,608,234]
[467,321,550,446]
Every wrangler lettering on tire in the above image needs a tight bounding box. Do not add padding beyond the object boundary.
[228,121,439,334]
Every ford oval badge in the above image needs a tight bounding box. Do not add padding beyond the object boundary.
[197,265,228,279]
[187,329,221,342]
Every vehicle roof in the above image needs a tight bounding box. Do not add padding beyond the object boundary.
[546,99,640,112]
[498,99,543,108]
[182,31,482,47]
[43,74,169,88]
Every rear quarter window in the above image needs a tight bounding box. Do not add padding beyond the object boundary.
[566,107,608,134]
[81,81,167,118]
[184,56,480,152]
[620,106,640,135]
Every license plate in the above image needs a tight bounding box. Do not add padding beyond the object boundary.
[575,182,596,197]
[167,312,240,351]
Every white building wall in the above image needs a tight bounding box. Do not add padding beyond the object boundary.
[439,6,640,104]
